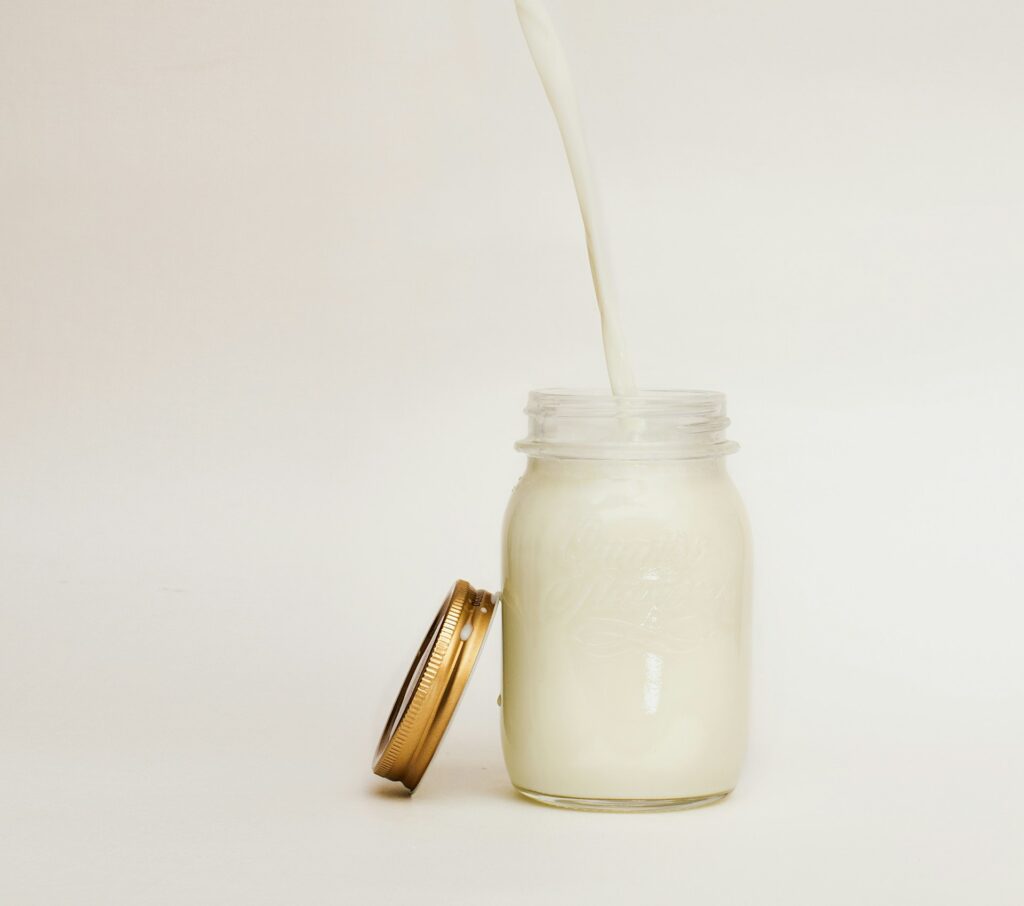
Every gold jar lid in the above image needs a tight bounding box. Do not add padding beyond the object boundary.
[373,580,496,792]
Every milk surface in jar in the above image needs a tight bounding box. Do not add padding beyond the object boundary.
[502,1,752,810]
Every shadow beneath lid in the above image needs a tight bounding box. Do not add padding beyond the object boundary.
[366,782,410,800]
[367,751,525,805]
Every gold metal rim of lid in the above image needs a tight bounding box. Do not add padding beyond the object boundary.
[372,580,496,792]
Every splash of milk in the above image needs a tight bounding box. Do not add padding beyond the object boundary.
[514,0,637,397]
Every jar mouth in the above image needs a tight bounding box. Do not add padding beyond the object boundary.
[526,387,726,413]
[516,388,738,461]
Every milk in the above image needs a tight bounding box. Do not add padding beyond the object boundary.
[503,5,751,807]
[501,456,751,802]
[514,0,636,396]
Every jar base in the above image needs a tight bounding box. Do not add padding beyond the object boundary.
[514,786,732,813]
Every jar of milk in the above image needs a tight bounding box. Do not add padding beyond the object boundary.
[500,389,752,811]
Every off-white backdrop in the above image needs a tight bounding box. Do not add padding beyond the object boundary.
[2,1,1022,903]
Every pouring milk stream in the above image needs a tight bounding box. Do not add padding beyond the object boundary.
[514,0,637,397]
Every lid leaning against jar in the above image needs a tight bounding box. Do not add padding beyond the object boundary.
[372,580,497,792]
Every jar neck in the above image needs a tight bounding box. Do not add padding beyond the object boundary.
[515,389,738,462]
[525,456,728,478]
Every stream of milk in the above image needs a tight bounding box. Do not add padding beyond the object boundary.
[514,0,637,396]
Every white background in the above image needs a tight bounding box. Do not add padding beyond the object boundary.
[2,1,1022,903]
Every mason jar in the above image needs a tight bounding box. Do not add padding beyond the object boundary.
[499,389,752,811]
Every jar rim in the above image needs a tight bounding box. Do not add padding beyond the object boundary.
[525,388,727,415]
[516,388,739,461]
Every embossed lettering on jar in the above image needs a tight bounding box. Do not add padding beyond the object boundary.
[500,390,752,811]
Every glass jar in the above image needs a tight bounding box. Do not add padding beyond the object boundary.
[500,389,752,811]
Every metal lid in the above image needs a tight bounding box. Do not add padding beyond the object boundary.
[372,580,496,792]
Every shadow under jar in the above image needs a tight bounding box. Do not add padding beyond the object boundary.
[500,390,752,812]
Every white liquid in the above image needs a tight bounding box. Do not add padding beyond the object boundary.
[505,6,750,805]
[501,457,751,800]
[515,0,637,396]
